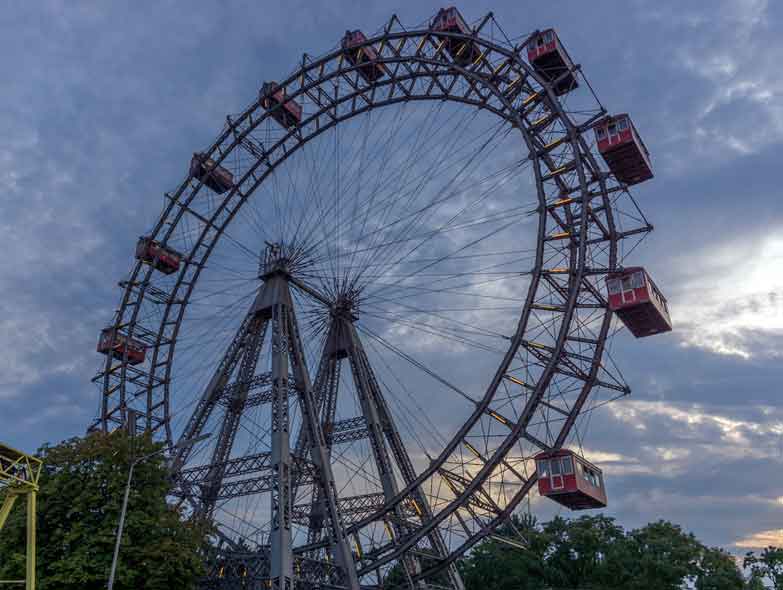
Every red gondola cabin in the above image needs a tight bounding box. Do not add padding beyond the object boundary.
[97,328,146,365]
[594,114,653,185]
[190,153,234,194]
[431,7,481,65]
[527,29,579,96]
[535,449,607,510]
[342,30,386,83]
[261,82,302,129]
[136,236,182,275]
[606,267,672,338]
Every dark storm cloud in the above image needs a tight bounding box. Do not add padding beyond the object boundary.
[1,0,781,551]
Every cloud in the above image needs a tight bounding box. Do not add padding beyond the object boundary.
[735,528,783,550]
[608,400,783,459]
[669,232,783,358]
[2,0,783,557]
[572,395,783,547]
[626,0,783,177]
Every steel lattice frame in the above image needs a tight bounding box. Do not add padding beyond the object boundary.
[94,11,651,589]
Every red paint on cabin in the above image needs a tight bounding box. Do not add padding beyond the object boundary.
[97,328,146,365]
[594,114,653,185]
[190,153,234,194]
[431,7,481,65]
[527,29,579,96]
[342,30,386,83]
[135,236,181,275]
[535,449,607,510]
[606,267,672,338]
[261,82,302,129]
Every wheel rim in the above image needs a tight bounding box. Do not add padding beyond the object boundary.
[95,14,650,586]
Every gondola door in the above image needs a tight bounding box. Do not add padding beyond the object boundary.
[550,456,564,490]
[620,273,638,305]
[607,120,620,148]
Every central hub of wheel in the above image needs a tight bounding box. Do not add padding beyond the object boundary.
[259,241,296,280]
[332,290,359,322]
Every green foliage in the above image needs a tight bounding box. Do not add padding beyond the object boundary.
[458,514,760,590]
[623,520,702,590]
[542,515,628,589]
[460,517,549,590]
[696,547,745,590]
[5,431,768,590]
[745,547,783,590]
[0,432,209,590]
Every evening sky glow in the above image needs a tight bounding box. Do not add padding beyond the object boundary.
[0,0,781,552]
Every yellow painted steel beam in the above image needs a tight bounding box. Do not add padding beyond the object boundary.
[0,443,42,492]
[26,492,36,590]
[0,442,40,590]
[0,493,19,531]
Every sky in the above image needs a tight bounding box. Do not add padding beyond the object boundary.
[1,0,782,555]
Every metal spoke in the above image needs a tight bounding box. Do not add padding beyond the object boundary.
[91,10,658,589]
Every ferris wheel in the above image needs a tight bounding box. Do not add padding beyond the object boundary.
[93,7,671,589]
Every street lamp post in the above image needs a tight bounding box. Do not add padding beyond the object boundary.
[107,433,210,590]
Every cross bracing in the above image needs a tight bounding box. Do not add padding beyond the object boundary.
[91,8,654,589]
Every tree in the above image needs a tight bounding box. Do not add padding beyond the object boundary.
[696,547,744,590]
[384,511,779,590]
[622,520,703,590]
[745,573,767,590]
[458,514,748,590]
[541,514,627,589]
[745,547,783,590]
[458,514,548,590]
[0,432,209,590]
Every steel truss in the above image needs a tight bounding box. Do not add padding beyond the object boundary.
[168,248,461,589]
[0,443,42,590]
[94,9,651,589]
